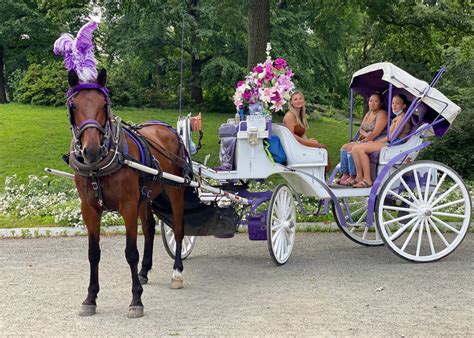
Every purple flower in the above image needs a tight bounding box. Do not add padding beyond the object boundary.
[237,80,245,87]
[242,91,252,101]
[253,65,264,73]
[274,58,287,70]
[264,70,274,82]
[271,91,281,102]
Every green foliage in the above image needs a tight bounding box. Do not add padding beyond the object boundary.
[419,108,474,180]
[14,61,68,106]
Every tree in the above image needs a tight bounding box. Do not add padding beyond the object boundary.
[0,0,88,103]
[247,0,270,70]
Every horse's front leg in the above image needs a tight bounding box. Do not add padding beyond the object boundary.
[138,202,155,285]
[121,203,144,318]
[169,188,185,290]
[79,203,102,316]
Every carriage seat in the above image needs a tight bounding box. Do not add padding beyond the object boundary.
[368,122,428,180]
[271,124,327,167]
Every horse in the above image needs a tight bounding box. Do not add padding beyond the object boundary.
[66,68,187,318]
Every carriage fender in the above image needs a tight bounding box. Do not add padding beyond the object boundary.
[365,141,431,226]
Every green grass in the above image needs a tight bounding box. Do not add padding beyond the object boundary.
[0,103,349,185]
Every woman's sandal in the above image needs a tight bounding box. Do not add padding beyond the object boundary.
[335,174,350,185]
[340,178,357,186]
[352,180,372,188]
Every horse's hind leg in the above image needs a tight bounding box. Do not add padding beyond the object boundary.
[168,187,185,289]
[138,202,155,285]
[79,204,101,316]
[121,203,144,318]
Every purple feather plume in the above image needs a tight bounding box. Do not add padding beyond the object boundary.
[54,21,99,83]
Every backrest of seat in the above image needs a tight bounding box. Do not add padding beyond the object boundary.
[271,124,327,166]
[378,123,429,165]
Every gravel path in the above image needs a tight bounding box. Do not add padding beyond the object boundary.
[1,233,473,336]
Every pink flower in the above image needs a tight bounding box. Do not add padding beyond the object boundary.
[264,70,274,82]
[274,58,287,70]
[233,52,294,112]
[242,91,252,100]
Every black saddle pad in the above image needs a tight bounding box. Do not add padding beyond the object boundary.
[151,186,240,236]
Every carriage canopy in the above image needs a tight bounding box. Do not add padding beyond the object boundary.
[350,62,460,136]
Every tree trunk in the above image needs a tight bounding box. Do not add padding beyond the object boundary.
[189,0,203,104]
[190,57,203,103]
[247,0,270,70]
[0,46,8,103]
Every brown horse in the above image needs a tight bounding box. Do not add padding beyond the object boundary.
[66,69,186,318]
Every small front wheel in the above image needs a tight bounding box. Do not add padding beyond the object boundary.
[160,220,196,260]
[267,184,297,265]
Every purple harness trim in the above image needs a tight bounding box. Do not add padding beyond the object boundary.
[67,83,109,98]
[123,128,146,165]
[77,119,103,130]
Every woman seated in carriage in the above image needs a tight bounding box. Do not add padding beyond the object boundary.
[350,94,412,188]
[337,92,388,186]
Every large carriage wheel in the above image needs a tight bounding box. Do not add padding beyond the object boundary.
[160,220,196,260]
[332,197,384,246]
[267,184,297,265]
[375,161,471,262]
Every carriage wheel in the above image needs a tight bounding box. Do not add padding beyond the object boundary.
[160,220,196,260]
[332,197,384,246]
[267,184,297,265]
[375,161,471,262]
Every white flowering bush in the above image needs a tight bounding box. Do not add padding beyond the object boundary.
[0,175,123,227]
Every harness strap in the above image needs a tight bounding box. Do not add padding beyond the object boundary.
[91,176,111,211]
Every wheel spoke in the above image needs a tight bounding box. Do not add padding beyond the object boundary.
[375,228,381,240]
[399,176,421,204]
[432,211,466,219]
[388,189,418,208]
[431,183,459,208]
[389,216,418,241]
[424,168,432,202]
[362,226,369,239]
[413,168,423,200]
[428,218,449,247]
[383,205,415,213]
[350,206,366,217]
[416,219,424,257]
[425,220,435,255]
[431,216,461,234]
[432,199,465,211]
[401,219,421,252]
[383,212,417,226]
[427,172,447,204]
[355,209,368,225]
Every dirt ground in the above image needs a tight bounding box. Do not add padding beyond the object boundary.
[1,233,473,336]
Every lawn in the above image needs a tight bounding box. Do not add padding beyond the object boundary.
[0,103,350,184]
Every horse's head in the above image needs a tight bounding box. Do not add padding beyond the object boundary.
[67,68,111,163]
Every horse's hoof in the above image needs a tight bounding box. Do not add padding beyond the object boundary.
[79,304,97,316]
[170,277,184,290]
[138,275,148,285]
[127,306,144,318]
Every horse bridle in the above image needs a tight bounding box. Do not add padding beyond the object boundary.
[66,83,113,161]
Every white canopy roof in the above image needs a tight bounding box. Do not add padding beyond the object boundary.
[350,62,460,124]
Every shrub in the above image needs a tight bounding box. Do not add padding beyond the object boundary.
[14,61,68,106]
[419,107,474,181]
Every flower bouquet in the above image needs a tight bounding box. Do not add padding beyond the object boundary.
[233,43,295,115]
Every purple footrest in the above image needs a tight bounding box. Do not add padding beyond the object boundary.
[247,212,267,241]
